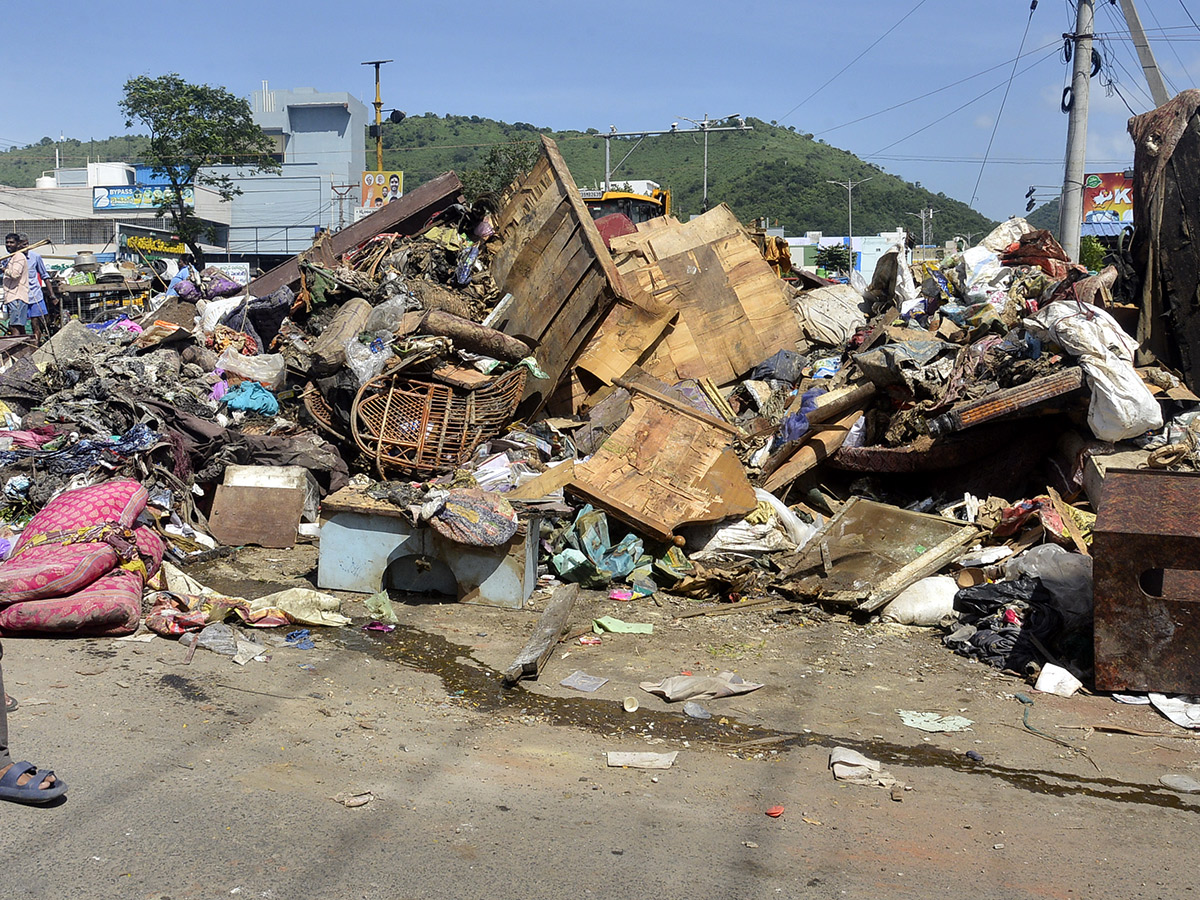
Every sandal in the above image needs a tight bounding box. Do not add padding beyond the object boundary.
[4,693,17,713]
[0,761,68,805]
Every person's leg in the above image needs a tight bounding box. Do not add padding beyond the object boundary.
[0,643,9,770]
[0,642,57,794]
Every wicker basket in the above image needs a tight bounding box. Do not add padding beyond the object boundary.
[351,367,527,477]
[303,382,347,442]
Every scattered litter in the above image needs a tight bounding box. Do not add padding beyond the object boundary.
[1034,663,1083,698]
[682,701,712,720]
[829,747,903,789]
[560,671,609,692]
[592,616,653,635]
[1160,774,1200,793]
[606,751,678,769]
[765,805,785,818]
[364,590,399,625]
[640,671,763,702]
[898,710,974,733]
[332,791,376,808]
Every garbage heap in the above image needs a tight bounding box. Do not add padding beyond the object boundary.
[1,128,1198,703]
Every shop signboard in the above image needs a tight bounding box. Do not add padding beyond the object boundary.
[1082,172,1133,224]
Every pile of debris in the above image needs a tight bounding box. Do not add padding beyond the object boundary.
[0,123,1198,712]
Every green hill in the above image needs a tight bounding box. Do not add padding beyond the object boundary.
[383,114,996,240]
[1,116,996,240]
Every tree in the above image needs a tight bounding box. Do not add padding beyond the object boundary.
[460,138,540,201]
[119,74,280,265]
[816,243,852,275]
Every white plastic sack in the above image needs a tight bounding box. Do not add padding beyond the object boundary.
[879,575,959,625]
[794,284,869,346]
[1027,300,1162,441]
[978,216,1034,253]
[217,347,286,391]
[197,294,247,335]
[754,488,820,548]
[959,246,1013,305]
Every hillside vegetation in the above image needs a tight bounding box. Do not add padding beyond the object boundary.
[1,116,996,240]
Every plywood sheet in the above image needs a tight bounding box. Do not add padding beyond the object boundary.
[489,137,629,416]
[605,205,803,388]
[567,384,757,544]
[209,485,304,549]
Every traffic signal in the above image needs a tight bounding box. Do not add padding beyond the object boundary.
[1025,186,1036,199]
[1026,199,1037,212]
[388,109,406,124]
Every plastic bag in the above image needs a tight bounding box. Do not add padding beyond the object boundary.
[364,296,418,334]
[198,295,247,335]
[794,284,869,346]
[217,346,286,391]
[345,332,395,387]
[879,575,959,625]
[1002,544,1093,630]
[1026,299,1162,441]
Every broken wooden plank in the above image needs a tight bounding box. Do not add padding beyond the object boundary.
[248,172,464,297]
[762,410,863,494]
[760,384,876,480]
[489,137,630,416]
[502,584,580,685]
[567,386,758,544]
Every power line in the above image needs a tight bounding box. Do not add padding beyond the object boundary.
[778,0,930,124]
[970,0,1038,207]
[868,46,1060,158]
[811,38,1062,140]
[1143,0,1195,88]
[1179,0,1200,32]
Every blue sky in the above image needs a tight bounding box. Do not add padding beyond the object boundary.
[5,0,1198,222]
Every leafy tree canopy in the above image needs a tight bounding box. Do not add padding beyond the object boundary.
[119,73,280,263]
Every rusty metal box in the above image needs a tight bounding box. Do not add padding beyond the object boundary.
[1093,468,1200,692]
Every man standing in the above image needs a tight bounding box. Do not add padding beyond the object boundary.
[2,233,29,338]
[0,641,67,804]
[20,235,54,342]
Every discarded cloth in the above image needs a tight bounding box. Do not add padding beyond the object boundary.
[222,381,280,416]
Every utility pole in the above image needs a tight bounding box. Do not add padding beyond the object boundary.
[827,176,872,261]
[598,117,751,203]
[331,183,356,231]
[361,59,392,173]
[1117,0,1170,106]
[1058,0,1093,263]
[908,207,938,253]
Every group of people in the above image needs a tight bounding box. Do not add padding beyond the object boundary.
[1,232,58,343]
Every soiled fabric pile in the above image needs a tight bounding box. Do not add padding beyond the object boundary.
[0,479,163,636]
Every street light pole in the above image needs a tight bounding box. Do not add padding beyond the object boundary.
[598,117,752,207]
[828,176,872,268]
[362,59,392,173]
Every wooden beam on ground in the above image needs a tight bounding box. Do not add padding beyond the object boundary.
[503,584,580,685]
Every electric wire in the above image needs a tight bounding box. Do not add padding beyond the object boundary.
[777,0,930,124]
[811,38,1061,139]
[1179,0,1200,33]
[970,1,1038,206]
[867,46,1060,159]
[1143,0,1194,89]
